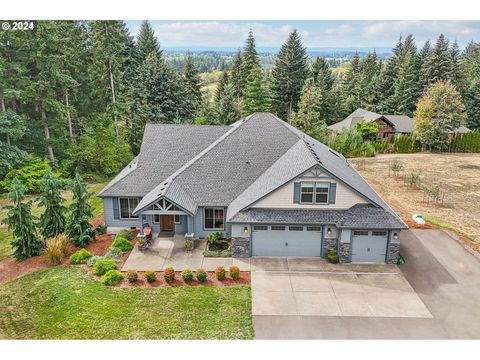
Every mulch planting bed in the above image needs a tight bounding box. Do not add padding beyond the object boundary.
[0,229,138,285]
[115,271,250,288]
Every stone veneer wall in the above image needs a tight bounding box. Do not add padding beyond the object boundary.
[339,242,351,263]
[231,237,250,257]
[323,237,338,256]
[386,242,400,264]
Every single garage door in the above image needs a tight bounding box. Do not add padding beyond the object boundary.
[252,225,322,256]
[351,230,388,262]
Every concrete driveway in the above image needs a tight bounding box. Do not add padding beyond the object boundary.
[254,229,480,339]
[252,271,431,318]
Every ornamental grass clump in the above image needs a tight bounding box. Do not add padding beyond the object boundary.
[163,267,175,283]
[44,234,70,265]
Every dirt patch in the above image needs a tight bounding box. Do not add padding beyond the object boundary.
[116,271,250,288]
[353,153,480,247]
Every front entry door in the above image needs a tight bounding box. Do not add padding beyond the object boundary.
[162,215,174,232]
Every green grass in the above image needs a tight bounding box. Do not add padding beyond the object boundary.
[424,215,479,244]
[0,266,253,339]
[0,181,108,261]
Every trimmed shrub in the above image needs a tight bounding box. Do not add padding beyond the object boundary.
[69,248,93,264]
[196,268,207,283]
[101,270,124,286]
[229,266,240,280]
[126,269,138,283]
[93,259,117,276]
[181,268,193,282]
[326,249,339,264]
[144,270,157,283]
[215,266,226,281]
[110,236,133,252]
[95,224,107,236]
[164,267,175,283]
[117,229,133,241]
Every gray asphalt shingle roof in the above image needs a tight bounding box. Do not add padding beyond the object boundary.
[99,123,231,197]
[101,112,406,230]
[229,204,407,229]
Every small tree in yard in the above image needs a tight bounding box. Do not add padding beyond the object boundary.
[414,81,467,151]
[355,120,379,140]
[67,174,94,247]
[2,179,43,261]
[38,170,67,239]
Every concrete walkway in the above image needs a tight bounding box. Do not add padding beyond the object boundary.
[121,235,402,273]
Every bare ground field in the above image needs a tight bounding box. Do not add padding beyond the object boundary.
[353,153,480,249]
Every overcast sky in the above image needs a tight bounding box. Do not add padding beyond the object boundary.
[124,20,480,49]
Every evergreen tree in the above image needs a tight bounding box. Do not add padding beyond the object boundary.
[130,53,193,153]
[242,64,271,115]
[136,20,161,63]
[377,36,404,112]
[420,34,455,90]
[311,57,335,90]
[358,51,381,110]
[2,178,42,261]
[183,55,203,116]
[271,30,308,120]
[342,53,362,112]
[0,109,26,145]
[67,173,94,247]
[241,30,261,90]
[230,50,243,100]
[38,170,67,239]
[418,40,432,92]
[459,42,480,128]
[214,71,230,104]
[217,83,241,125]
[291,78,328,140]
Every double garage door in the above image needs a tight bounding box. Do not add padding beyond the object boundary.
[351,230,388,262]
[252,225,322,257]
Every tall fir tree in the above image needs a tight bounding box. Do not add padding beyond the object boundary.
[215,71,230,104]
[358,51,381,110]
[67,173,94,247]
[230,50,243,101]
[217,83,241,125]
[418,40,432,93]
[136,20,161,63]
[38,170,67,239]
[130,53,193,153]
[420,34,455,90]
[341,53,362,113]
[311,57,335,91]
[242,64,271,115]
[2,178,42,261]
[183,55,203,117]
[459,42,480,128]
[271,30,308,120]
[241,30,261,91]
[291,78,328,140]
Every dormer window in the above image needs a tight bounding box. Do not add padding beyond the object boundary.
[300,182,329,204]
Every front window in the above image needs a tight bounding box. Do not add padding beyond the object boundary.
[300,182,329,204]
[204,207,224,230]
[119,198,139,219]
[174,214,181,224]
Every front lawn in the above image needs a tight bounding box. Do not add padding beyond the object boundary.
[0,266,253,339]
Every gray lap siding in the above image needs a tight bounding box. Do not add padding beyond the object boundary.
[193,206,231,238]
[103,197,141,229]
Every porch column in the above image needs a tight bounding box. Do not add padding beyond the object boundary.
[186,215,194,234]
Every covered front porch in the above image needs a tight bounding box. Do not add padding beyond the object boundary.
[136,198,194,235]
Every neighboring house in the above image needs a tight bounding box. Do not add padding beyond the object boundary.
[328,108,470,138]
[99,112,407,263]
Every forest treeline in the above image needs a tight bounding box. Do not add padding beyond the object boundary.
[1,20,479,189]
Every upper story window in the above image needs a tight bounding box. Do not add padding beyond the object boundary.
[300,182,329,204]
[119,198,139,219]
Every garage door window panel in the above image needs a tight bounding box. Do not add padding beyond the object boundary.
[271,225,285,231]
[307,226,322,231]
[289,226,303,231]
[372,231,387,236]
[353,230,369,236]
[253,225,268,231]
